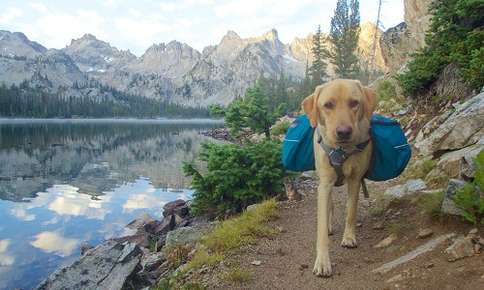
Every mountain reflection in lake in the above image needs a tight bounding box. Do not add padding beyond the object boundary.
[0,119,222,290]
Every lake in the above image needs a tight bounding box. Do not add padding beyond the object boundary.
[0,119,222,290]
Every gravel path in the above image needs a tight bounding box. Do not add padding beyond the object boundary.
[210,179,484,290]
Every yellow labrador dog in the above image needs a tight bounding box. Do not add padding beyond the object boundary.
[302,79,377,277]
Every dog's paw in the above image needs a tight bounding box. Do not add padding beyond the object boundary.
[313,256,332,277]
[341,236,358,248]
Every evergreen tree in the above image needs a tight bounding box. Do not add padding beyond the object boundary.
[309,25,328,87]
[329,0,361,78]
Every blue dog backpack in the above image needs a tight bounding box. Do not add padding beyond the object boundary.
[282,114,411,181]
[282,115,315,172]
[365,114,411,181]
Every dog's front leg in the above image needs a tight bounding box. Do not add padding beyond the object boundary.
[341,178,360,248]
[313,181,333,277]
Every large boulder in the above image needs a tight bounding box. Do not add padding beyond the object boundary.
[435,141,484,179]
[164,226,202,249]
[415,92,484,157]
[163,199,189,218]
[36,241,145,290]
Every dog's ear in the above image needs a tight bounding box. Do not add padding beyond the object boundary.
[302,93,318,128]
[362,87,377,119]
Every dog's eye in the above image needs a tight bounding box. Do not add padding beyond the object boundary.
[349,100,359,108]
[323,102,334,109]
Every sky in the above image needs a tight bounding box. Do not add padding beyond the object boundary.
[0,0,404,56]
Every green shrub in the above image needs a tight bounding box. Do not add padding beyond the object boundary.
[183,141,284,216]
[399,0,484,99]
[453,150,484,224]
[376,80,397,101]
[225,82,287,138]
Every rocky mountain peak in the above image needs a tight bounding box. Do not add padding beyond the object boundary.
[261,28,279,41]
[64,34,136,72]
[222,30,242,41]
[0,30,47,58]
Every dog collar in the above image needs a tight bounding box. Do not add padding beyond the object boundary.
[316,127,370,187]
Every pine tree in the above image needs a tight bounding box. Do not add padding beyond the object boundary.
[309,25,328,87]
[329,0,361,78]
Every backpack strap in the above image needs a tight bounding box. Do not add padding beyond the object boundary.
[316,128,370,196]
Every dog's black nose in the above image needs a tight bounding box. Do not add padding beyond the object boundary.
[336,126,352,140]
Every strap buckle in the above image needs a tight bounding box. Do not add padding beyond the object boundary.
[328,148,347,167]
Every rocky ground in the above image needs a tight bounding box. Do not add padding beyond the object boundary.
[199,177,484,290]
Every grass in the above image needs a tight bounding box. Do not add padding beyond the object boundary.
[417,191,445,217]
[164,245,192,269]
[161,199,279,288]
[184,248,223,272]
[223,267,252,284]
[387,222,410,237]
[201,199,279,253]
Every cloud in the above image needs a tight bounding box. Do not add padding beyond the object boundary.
[0,239,15,267]
[20,9,107,49]
[47,184,110,220]
[28,2,49,13]
[0,0,404,55]
[30,231,79,257]
[0,7,22,24]
[10,208,35,222]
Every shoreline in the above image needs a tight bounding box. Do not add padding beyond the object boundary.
[0,118,224,124]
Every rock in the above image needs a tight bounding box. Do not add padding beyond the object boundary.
[36,241,145,290]
[380,0,433,73]
[298,264,309,270]
[436,140,484,179]
[474,243,481,254]
[127,213,157,230]
[469,228,478,235]
[80,242,94,256]
[141,252,166,272]
[164,227,202,249]
[386,273,404,283]
[373,233,455,274]
[246,204,258,211]
[373,222,384,230]
[415,92,484,158]
[440,179,466,217]
[424,262,434,269]
[284,178,302,201]
[406,179,427,192]
[445,236,475,262]
[417,228,433,239]
[384,184,407,198]
[300,171,315,180]
[251,260,262,266]
[384,179,427,199]
[163,199,189,218]
[374,234,398,248]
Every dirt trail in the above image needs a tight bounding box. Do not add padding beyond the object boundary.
[210,178,484,290]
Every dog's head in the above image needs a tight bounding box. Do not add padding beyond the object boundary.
[302,79,377,147]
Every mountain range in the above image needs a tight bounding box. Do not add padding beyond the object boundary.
[0,23,385,108]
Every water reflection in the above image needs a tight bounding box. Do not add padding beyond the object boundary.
[0,120,220,290]
[30,231,80,257]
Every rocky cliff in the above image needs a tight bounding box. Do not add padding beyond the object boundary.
[380,0,433,73]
